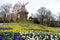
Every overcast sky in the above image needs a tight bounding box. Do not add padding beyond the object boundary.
[0,0,60,16]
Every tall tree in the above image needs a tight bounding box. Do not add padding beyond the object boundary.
[37,7,48,24]
[0,3,12,22]
[36,7,54,26]
[58,13,60,25]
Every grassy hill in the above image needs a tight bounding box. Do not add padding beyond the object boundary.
[0,21,60,34]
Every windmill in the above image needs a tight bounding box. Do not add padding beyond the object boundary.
[17,1,29,21]
[18,1,28,12]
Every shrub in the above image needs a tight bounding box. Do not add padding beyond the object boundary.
[33,18,40,24]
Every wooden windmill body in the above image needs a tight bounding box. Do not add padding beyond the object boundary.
[17,1,28,21]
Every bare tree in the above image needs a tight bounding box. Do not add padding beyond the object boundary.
[0,3,12,23]
[36,7,54,26]
[58,13,60,25]
[37,7,48,24]
[45,10,54,26]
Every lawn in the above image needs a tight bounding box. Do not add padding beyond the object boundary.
[0,21,60,34]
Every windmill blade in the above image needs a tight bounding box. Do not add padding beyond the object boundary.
[18,1,22,6]
[23,2,24,5]
[24,2,28,6]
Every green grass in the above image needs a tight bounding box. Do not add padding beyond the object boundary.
[10,21,34,24]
